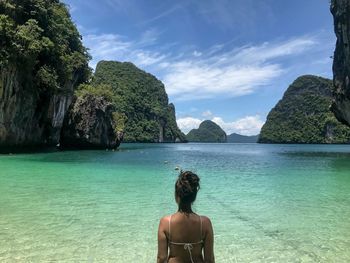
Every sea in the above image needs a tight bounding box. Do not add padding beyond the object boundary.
[0,143,349,262]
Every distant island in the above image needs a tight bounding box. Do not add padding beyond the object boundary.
[185,120,259,143]
[186,120,227,143]
[227,133,259,143]
[259,75,350,144]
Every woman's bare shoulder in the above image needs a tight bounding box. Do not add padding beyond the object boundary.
[199,215,213,229]
[159,215,172,227]
[160,214,172,221]
[199,215,211,222]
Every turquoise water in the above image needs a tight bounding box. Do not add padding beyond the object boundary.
[0,143,350,262]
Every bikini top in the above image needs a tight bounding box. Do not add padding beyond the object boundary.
[168,214,204,263]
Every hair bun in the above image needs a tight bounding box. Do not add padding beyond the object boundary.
[175,171,200,205]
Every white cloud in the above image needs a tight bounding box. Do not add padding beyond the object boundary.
[138,29,160,47]
[163,36,318,100]
[163,62,283,100]
[193,50,202,57]
[82,30,321,100]
[176,117,203,134]
[231,38,316,64]
[83,33,167,70]
[177,115,264,135]
[211,115,264,136]
[202,110,213,118]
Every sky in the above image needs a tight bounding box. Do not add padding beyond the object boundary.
[63,0,335,135]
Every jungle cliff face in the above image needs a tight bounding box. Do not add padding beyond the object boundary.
[0,1,90,150]
[259,75,350,144]
[93,61,186,143]
[0,66,78,148]
[331,0,350,126]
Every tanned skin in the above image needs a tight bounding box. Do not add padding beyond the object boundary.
[157,202,215,263]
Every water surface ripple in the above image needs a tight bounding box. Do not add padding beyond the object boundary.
[0,144,350,262]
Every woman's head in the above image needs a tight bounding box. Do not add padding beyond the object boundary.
[175,171,200,209]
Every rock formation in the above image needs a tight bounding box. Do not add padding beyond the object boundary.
[186,120,227,143]
[0,64,79,149]
[259,75,350,144]
[331,0,350,126]
[93,61,186,143]
[60,93,123,149]
[0,1,90,151]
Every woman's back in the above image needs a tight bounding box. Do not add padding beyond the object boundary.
[157,171,215,263]
[167,213,204,263]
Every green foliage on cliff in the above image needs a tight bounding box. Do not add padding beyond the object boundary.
[0,0,90,92]
[187,120,227,143]
[76,84,116,103]
[75,84,127,135]
[259,75,350,144]
[92,61,186,142]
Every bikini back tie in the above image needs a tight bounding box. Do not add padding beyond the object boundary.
[168,214,203,263]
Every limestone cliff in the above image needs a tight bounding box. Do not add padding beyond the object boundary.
[60,93,123,149]
[93,61,186,143]
[331,0,350,126]
[0,65,79,149]
[259,75,350,144]
[0,1,90,151]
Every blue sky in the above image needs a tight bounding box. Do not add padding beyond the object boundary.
[64,0,335,135]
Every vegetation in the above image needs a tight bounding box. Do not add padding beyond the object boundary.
[75,84,127,134]
[0,0,91,93]
[92,61,185,142]
[0,0,91,149]
[187,120,227,142]
[259,75,350,144]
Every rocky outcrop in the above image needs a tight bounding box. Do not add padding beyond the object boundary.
[331,0,350,126]
[60,94,123,149]
[186,120,227,143]
[161,103,187,143]
[259,75,350,144]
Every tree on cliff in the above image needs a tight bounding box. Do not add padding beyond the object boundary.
[0,0,90,91]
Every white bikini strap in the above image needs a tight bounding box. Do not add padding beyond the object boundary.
[169,215,172,240]
[200,215,203,240]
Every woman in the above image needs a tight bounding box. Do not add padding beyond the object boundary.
[157,171,215,263]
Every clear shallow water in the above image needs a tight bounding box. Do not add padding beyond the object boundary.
[0,143,350,262]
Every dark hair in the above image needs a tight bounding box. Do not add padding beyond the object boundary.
[175,171,200,207]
